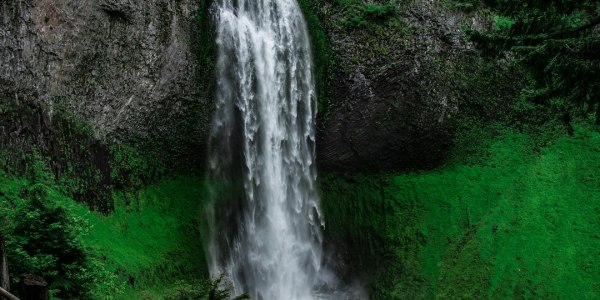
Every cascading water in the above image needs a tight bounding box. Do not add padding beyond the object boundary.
[205,0,343,299]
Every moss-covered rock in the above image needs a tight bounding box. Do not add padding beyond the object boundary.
[298,0,521,171]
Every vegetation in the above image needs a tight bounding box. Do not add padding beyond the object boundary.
[297,0,335,122]
[0,151,244,299]
[341,3,397,28]
[321,123,600,299]
[465,0,600,122]
[159,275,249,300]
[82,177,208,298]
[0,153,121,299]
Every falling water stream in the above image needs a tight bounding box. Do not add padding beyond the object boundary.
[205,0,348,299]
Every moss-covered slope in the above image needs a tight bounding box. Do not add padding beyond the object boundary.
[82,177,210,299]
[321,125,600,299]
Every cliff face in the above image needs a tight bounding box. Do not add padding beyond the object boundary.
[1,0,494,176]
[0,0,211,149]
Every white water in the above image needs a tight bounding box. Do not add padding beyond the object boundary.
[205,0,343,299]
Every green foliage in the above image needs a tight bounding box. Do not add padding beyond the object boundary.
[466,0,600,122]
[343,15,368,28]
[205,274,250,300]
[0,98,211,298]
[492,15,515,30]
[28,151,55,185]
[364,4,396,21]
[448,55,572,154]
[3,185,87,298]
[0,98,115,212]
[320,125,600,299]
[0,154,121,299]
[109,144,165,190]
[162,280,209,300]
[442,0,482,11]
[297,0,335,123]
[342,3,397,28]
[159,275,249,300]
[1,154,212,299]
[80,177,213,299]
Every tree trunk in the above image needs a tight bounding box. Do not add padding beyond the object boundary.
[0,237,9,292]
[562,111,574,136]
[19,275,47,300]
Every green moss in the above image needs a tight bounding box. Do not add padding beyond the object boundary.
[78,177,211,298]
[320,125,600,299]
[297,0,335,123]
[0,166,122,298]
[109,143,166,190]
[342,3,397,28]
[1,149,213,298]
[441,0,482,11]
[437,126,600,299]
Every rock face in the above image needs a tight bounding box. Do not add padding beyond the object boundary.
[313,0,490,171]
[0,0,493,174]
[0,0,211,149]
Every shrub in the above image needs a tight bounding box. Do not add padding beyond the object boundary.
[163,275,250,300]
[363,4,396,21]
[0,153,122,298]
[343,3,397,28]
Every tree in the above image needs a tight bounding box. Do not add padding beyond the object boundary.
[466,0,600,122]
[0,152,117,299]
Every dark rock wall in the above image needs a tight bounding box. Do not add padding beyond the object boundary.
[0,0,211,149]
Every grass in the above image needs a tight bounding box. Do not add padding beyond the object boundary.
[0,172,213,298]
[77,177,210,298]
[320,124,600,299]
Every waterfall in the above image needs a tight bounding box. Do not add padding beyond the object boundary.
[205,0,341,299]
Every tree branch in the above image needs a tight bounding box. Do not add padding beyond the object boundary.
[0,287,19,300]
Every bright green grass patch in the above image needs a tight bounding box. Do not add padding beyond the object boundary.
[436,127,600,299]
[320,125,600,299]
[77,177,210,298]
